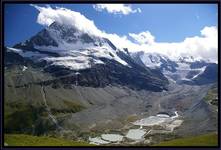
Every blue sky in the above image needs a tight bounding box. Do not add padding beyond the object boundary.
[4,4,217,47]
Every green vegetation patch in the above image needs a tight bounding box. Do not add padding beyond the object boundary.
[51,100,85,115]
[4,134,94,146]
[203,85,218,106]
[4,99,85,135]
[4,102,56,135]
[154,133,218,146]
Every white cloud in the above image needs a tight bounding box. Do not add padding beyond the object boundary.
[31,5,217,63]
[200,26,217,38]
[93,4,141,15]
[31,4,103,36]
[129,31,155,44]
[121,26,217,62]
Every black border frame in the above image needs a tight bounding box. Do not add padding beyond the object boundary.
[0,0,220,149]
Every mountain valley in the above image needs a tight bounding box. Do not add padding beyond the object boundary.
[4,21,218,146]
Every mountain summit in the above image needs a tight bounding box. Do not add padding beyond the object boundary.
[6,22,169,92]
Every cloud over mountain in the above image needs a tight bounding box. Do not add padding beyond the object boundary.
[31,4,103,36]
[129,31,155,44]
[31,4,217,63]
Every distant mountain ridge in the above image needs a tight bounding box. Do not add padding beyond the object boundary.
[131,51,218,85]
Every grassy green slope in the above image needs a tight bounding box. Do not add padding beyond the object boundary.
[203,84,218,106]
[154,133,218,146]
[4,134,94,146]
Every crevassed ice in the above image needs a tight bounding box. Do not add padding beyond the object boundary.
[34,40,129,67]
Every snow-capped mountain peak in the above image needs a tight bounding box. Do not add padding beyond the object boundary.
[10,21,129,70]
[140,53,164,69]
[177,55,206,63]
[131,52,178,72]
[5,21,169,92]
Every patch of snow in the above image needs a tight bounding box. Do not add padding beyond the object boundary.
[7,47,48,59]
[7,47,22,53]
[164,74,176,83]
[44,55,104,70]
[22,66,28,71]
[181,78,192,81]
[191,66,207,79]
